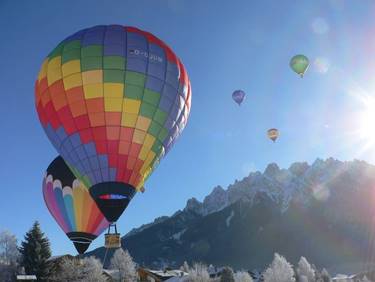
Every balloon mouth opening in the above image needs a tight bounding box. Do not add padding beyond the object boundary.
[99,194,128,200]
[90,182,136,223]
[67,232,97,254]
[72,242,90,254]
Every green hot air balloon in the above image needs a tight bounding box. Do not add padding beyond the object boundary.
[290,55,309,77]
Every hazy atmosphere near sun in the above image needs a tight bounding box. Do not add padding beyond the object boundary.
[1,0,375,257]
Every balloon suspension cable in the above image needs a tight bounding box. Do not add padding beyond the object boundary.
[107,223,118,234]
[103,246,109,269]
[103,222,121,268]
[103,223,116,269]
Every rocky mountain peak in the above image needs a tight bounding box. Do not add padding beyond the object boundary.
[125,158,375,241]
[184,197,203,215]
[88,158,375,271]
[202,185,228,215]
[264,163,280,177]
[289,162,309,176]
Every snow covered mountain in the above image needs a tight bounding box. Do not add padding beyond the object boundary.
[87,158,375,272]
[184,157,375,215]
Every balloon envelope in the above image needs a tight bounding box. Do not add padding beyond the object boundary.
[35,25,191,222]
[232,90,245,105]
[43,156,109,254]
[267,128,279,142]
[290,55,309,77]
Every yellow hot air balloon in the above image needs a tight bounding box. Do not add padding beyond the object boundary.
[267,128,279,142]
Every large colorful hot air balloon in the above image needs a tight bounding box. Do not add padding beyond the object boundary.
[232,90,245,106]
[290,55,309,77]
[43,156,109,254]
[267,128,279,142]
[35,25,191,223]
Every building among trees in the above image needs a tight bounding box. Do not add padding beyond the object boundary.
[138,268,188,281]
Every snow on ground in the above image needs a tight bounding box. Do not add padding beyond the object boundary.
[171,229,186,241]
[226,210,235,227]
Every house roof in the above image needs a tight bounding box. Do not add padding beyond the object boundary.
[16,275,37,280]
[139,268,188,279]
[47,254,74,262]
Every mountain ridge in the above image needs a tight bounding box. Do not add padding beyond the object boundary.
[87,157,375,273]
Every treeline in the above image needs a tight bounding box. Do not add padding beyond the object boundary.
[180,254,371,282]
[1,221,372,281]
[0,221,138,282]
[1,221,51,281]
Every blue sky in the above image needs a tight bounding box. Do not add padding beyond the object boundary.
[1,0,375,255]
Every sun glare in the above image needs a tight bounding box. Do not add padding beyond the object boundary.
[357,96,375,147]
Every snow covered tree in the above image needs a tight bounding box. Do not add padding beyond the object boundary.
[0,230,19,281]
[263,253,295,282]
[234,270,253,282]
[185,263,210,282]
[320,268,331,282]
[296,257,315,282]
[80,257,107,282]
[221,267,235,282]
[109,248,137,282]
[298,276,308,282]
[19,221,51,281]
[181,261,190,272]
[0,230,19,264]
[51,256,106,282]
[50,257,80,282]
[360,276,370,282]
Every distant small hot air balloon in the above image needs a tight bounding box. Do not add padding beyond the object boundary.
[267,128,279,142]
[43,156,109,254]
[290,55,309,77]
[232,90,246,106]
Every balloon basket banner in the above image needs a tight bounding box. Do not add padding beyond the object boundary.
[105,233,121,248]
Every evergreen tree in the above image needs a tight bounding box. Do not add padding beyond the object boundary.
[19,221,51,281]
[221,267,235,282]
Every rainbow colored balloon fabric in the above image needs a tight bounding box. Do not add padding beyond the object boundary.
[35,26,191,193]
[43,156,109,254]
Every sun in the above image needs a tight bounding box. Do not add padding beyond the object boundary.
[343,82,375,161]
[356,95,375,148]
